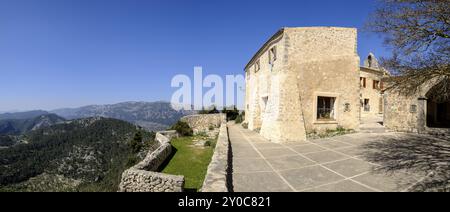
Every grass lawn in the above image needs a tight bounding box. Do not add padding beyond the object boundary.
[161,135,217,191]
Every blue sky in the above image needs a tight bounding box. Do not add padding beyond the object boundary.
[0,0,390,111]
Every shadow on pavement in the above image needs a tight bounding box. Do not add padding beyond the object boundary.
[361,134,450,192]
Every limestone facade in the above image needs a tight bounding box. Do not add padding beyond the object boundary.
[359,53,390,119]
[384,77,450,133]
[244,27,361,143]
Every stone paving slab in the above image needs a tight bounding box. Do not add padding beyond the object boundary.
[334,146,365,157]
[234,158,273,173]
[233,172,294,192]
[351,172,419,192]
[232,147,261,159]
[314,140,353,149]
[253,142,284,149]
[279,166,345,191]
[258,147,298,158]
[290,144,327,154]
[323,158,376,178]
[228,123,430,192]
[303,151,349,163]
[266,155,315,171]
[303,180,376,192]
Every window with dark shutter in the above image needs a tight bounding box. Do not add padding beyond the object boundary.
[255,60,260,73]
[373,80,380,90]
[360,77,366,88]
[269,46,277,65]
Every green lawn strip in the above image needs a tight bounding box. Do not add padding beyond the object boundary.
[161,135,216,191]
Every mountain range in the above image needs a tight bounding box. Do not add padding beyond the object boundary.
[50,101,194,131]
[0,114,67,147]
[0,101,195,133]
[0,110,49,120]
[0,114,65,136]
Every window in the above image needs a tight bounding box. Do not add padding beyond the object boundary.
[269,46,277,64]
[373,80,380,90]
[360,77,366,88]
[255,60,260,73]
[262,96,268,111]
[317,96,336,121]
[364,99,370,112]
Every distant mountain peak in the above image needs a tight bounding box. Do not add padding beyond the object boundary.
[0,110,49,120]
[51,101,195,132]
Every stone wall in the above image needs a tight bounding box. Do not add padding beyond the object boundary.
[384,91,419,132]
[384,77,445,133]
[118,130,185,192]
[288,28,361,135]
[119,168,184,192]
[201,120,230,192]
[181,114,225,134]
[245,27,360,143]
[360,67,385,118]
[133,141,171,171]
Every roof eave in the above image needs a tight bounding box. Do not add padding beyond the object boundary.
[244,28,285,71]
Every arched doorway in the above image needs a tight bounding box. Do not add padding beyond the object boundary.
[426,79,450,128]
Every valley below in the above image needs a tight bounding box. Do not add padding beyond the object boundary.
[0,101,193,192]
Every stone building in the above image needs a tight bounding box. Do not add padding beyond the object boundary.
[244,27,361,143]
[384,77,450,133]
[359,53,390,119]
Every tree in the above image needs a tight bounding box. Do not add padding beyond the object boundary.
[129,131,143,153]
[198,105,220,114]
[222,106,240,121]
[171,121,193,136]
[367,0,450,100]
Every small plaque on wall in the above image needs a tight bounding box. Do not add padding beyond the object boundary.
[344,103,351,112]
[410,105,417,113]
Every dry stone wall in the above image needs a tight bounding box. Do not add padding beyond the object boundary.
[119,168,184,192]
[118,130,184,192]
[201,120,230,192]
[181,114,225,134]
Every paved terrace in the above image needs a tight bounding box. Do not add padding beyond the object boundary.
[229,123,450,192]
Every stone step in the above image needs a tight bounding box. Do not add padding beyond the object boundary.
[359,128,386,133]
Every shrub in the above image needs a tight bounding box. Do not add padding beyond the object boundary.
[222,106,240,121]
[126,155,140,168]
[235,114,243,124]
[171,121,193,137]
[129,131,143,153]
[204,140,212,147]
[336,126,346,133]
[197,131,208,137]
[242,122,248,129]
[199,106,220,114]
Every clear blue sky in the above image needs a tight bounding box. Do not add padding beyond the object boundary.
[0,0,390,111]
